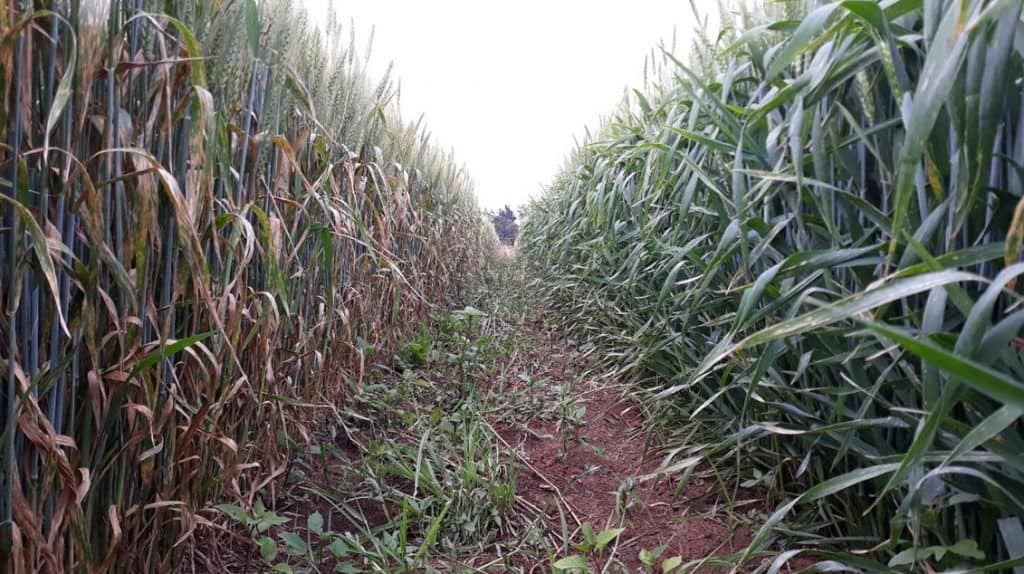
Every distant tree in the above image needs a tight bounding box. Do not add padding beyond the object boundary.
[490,204,519,245]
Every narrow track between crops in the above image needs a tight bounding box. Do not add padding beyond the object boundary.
[482,315,758,573]
[192,271,791,573]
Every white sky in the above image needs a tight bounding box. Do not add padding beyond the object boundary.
[302,0,707,210]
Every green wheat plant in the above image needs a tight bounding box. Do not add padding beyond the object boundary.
[521,1,1024,570]
[0,0,496,571]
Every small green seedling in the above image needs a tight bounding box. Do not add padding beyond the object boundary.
[639,545,683,573]
[639,545,665,567]
[555,523,626,571]
[215,500,290,534]
[552,554,588,573]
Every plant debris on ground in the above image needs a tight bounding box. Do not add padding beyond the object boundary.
[197,261,788,573]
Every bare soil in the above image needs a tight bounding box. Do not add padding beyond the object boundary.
[491,317,759,572]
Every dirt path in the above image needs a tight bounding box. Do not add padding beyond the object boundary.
[196,300,768,573]
[489,318,754,572]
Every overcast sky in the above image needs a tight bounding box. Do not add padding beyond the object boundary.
[302,0,707,210]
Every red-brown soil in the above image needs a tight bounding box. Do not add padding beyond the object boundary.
[490,318,757,572]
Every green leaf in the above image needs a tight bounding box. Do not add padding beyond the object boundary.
[414,499,451,561]
[889,540,985,567]
[639,546,665,567]
[581,522,595,544]
[662,555,683,573]
[552,555,588,572]
[279,531,308,556]
[639,548,654,566]
[743,464,900,561]
[595,527,624,552]
[0,193,69,336]
[251,205,290,314]
[889,0,972,258]
[283,65,315,117]
[244,0,261,57]
[255,511,289,533]
[132,332,214,377]
[327,537,350,558]
[43,12,75,157]
[865,321,1024,410]
[214,504,253,525]
[307,512,324,536]
[164,14,208,87]
[998,518,1024,569]
[948,539,986,560]
[257,536,278,562]
[943,405,1023,467]
[766,3,840,82]
[665,271,977,397]
[889,546,929,567]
